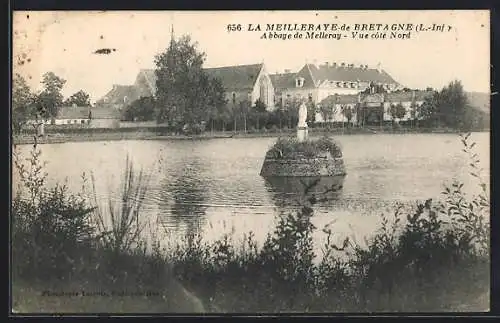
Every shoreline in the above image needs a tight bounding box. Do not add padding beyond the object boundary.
[12,127,489,146]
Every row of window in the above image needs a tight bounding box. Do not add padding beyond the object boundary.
[329,81,357,89]
[285,93,314,99]
[65,119,91,125]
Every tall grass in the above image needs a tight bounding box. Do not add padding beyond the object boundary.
[11,132,490,313]
[90,155,152,254]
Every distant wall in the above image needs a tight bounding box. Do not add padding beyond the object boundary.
[119,121,164,128]
[89,119,120,129]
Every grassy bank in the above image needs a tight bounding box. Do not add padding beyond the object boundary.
[11,133,490,313]
[12,125,488,146]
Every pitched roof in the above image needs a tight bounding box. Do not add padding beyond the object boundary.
[135,69,157,97]
[308,63,399,85]
[270,73,296,91]
[204,64,263,91]
[293,64,318,89]
[96,85,140,106]
[135,64,264,97]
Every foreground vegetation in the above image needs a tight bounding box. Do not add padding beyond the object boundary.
[11,133,490,313]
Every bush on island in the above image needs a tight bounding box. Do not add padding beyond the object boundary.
[265,136,343,159]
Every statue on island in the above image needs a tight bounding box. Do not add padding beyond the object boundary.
[297,101,309,142]
[260,97,347,194]
[298,102,308,128]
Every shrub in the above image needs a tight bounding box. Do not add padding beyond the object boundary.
[265,136,343,159]
[12,139,96,280]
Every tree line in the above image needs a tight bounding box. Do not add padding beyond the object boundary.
[12,72,92,134]
[123,35,295,134]
[123,34,488,133]
[13,33,488,135]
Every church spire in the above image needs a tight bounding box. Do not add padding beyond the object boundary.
[170,24,175,43]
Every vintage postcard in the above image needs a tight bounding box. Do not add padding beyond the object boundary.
[11,10,490,314]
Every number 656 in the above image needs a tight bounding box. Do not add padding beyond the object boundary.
[227,24,242,32]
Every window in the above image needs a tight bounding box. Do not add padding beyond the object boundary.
[73,120,78,124]
[295,77,305,88]
[81,120,85,124]
[351,82,356,88]
[232,92,236,103]
[336,82,342,87]
[67,120,71,124]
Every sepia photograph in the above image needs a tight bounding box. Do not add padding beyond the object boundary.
[11,10,490,314]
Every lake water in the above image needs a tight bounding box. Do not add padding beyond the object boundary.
[13,132,490,256]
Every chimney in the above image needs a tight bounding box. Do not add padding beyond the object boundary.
[377,62,382,73]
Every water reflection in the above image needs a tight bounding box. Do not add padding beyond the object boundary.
[158,157,209,236]
[18,133,489,248]
[263,175,345,210]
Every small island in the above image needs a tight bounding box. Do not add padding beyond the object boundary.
[260,101,347,193]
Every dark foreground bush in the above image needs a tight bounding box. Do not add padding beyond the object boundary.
[11,133,489,313]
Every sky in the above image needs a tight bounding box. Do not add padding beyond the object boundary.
[13,10,490,102]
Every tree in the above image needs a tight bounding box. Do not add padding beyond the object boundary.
[122,96,156,121]
[284,96,300,129]
[64,90,91,107]
[355,103,366,128]
[417,81,469,130]
[306,98,316,125]
[418,93,438,126]
[409,101,419,128]
[341,105,354,128]
[389,103,406,126]
[154,35,224,132]
[436,80,469,129]
[35,72,66,119]
[319,103,335,128]
[251,99,267,130]
[239,99,251,132]
[12,73,35,134]
[206,78,228,132]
